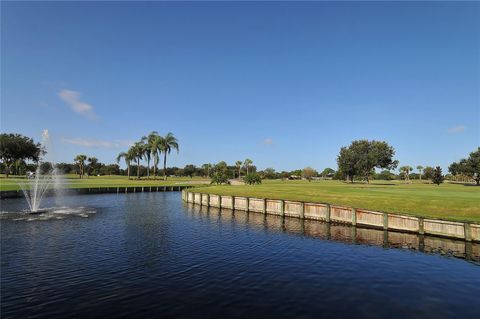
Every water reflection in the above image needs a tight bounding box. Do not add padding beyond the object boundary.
[187,203,480,263]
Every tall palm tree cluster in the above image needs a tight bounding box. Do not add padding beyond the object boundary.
[117,132,179,180]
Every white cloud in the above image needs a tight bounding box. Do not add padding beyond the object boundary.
[61,138,133,149]
[263,138,274,145]
[448,125,466,134]
[58,89,98,120]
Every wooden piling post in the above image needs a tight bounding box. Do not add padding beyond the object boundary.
[465,223,472,242]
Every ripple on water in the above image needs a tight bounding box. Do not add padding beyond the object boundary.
[1,192,480,319]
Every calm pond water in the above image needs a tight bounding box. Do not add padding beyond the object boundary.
[1,192,479,319]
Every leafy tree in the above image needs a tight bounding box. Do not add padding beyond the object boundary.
[423,166,435,180]
[74,154,87,178]
[214,161,228,175]
[39,162,53,175]
[332,170,344,180]
[321,168,335,179]
[99,164,120,175]
[159,133,179,180]
[183,164,196,178]
[210,172,230,185]
[290,169,303,178]
[337,140,398,183]
[56,162,75,174]
[449,148,480,185]
[302,167,317,181]
[448,161,461,177]
[244,173,262,185]
[432,166,444,185]
[377,170,395,180]
[337,147,357,182]
[262,167,277,179]
[0,133,42,177]
[280,171,290,179]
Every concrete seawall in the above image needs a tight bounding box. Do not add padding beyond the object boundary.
[0,185,192,199]
[183,190,480,243]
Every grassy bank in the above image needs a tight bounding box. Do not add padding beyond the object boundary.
[189,180,480,223]
[0,175,210,191]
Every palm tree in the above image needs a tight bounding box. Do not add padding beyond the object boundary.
[140,136,151,178]
[244,158,253,175]
[148,132,162,178]
[130,142,146,179]
[400,166,413,184]
[235,160,243,178]
[117,151,134,179]
[417,165,424,180]
[159,132,179,180]
[74,154,87,179]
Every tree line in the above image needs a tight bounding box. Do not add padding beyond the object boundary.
[1,133,478,186]
[335,140,478,185]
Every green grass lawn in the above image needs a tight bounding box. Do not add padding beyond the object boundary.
[0,174,210,191]
[189,180,480,223]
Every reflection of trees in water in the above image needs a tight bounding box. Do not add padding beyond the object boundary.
[123,193,171,269]
[186,204,480,263]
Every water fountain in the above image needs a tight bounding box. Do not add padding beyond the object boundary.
[1,130,95,221]
[17,130,63,213]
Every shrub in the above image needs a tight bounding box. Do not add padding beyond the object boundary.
[210,173,230,185]
[244,173,262,185]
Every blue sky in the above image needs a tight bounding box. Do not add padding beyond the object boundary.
[1,1,479,172]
